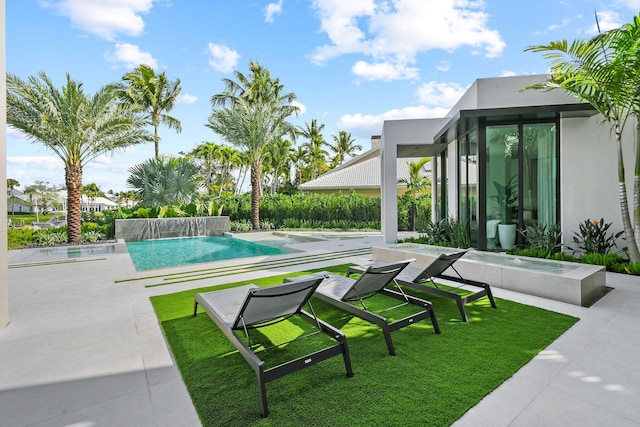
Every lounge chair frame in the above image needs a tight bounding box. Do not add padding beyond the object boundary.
[290,260,440,356]
[349,251,496,322]
[193,277,354,417]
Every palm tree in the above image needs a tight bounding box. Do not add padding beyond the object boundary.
[80,183,102,212]
[118,190,137,208]
[114,64,182,159]
[126,156,201,206]
[207,61,299,229]
[329,131,362,167]
[217,145,241,196]
[264,138,295,194]
[298,119,329,179]
[7,178,19,215]
[190,141,221,194]
[399,158,432,231]
[7,72,151,243]
[525,12,640,262]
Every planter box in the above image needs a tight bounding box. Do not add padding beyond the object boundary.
[373,243,606,307]
[115,217,230,241]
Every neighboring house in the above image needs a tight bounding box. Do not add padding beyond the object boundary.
[6,190,31,213]
[55,191,118,213]
[299,138,434,197]
[379,74,635,252]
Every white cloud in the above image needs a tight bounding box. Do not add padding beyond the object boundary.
[500,70,517,77]
[265,0,283,23]
[352,60,419,81]
[616,0,640,9]
[291,101,307,115]
[589,10,622,34]
[416,81,468,107]
[106,43,157,69]
[45,0,154,40]
[436,61,450,72]
[310,0,506,81]
[207,43,240,73]
[177,93,198,104]
[337,105,450,139]
[8,156,62,170]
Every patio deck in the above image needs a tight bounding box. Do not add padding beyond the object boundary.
[1,236,639,426]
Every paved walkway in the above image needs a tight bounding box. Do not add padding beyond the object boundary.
[1,236,638,426]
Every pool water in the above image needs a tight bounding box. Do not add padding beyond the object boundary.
[13,245,117,263]
[126,235,297,271]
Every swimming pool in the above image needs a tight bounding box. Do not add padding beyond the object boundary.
[10,244,117,264]
[126,235,298,271]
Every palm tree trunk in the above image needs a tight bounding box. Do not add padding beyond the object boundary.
[65,164,83,244]
[250,161,261,229]
[154,123,160,159]
[616,130,640,262]
[633,123,640,258]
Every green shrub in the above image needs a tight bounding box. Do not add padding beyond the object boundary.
[81,230,106,243]
[399,218,470,249]
[579,253,625,270]
[37,231,67,246]
[230,219,252,232]
[520,223,562,254]
[571,218,624,255]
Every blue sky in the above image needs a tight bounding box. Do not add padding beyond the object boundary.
[6,0,640,193]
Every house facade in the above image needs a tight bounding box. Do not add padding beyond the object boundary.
[380,74,636,251]
[299,137,433,197]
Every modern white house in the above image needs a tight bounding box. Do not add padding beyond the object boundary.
[379,74,636,251]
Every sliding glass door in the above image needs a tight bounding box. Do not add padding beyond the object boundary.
[484,122,558,250]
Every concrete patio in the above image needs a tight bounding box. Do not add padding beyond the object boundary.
[1,236,638,426]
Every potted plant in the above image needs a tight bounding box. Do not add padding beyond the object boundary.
[491,176,518,250]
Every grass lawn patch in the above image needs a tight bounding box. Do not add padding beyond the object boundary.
[151,264,578,426]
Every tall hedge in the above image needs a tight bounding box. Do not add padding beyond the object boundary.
[219,191,431,231]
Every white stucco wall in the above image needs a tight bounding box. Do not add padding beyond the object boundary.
[560,115,637,251]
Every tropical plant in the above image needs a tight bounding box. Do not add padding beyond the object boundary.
[80,183,103,212]
[7,72,152,243]
[570,218,625,256]
[400,218,470,249]
[519,223,563,255]
[490,176,518,224]
[126,156,201,206]
[264,138,295,195]
[298,119,329,179]
[398,157,432,231]
[524,13,640,262]
[207,61,299,229]
[329,130,361,167]
[114,64,182,159]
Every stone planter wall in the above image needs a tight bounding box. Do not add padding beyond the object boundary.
[373,243,606,307]
[115,217,230,242]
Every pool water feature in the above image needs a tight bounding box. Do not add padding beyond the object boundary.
[126,235,298,271]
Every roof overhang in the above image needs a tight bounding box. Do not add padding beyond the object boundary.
[434,103,597,142]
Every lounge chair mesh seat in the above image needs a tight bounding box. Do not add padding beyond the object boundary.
[193,277,354,417]
[287,260,441,356]
[348,251,496,322]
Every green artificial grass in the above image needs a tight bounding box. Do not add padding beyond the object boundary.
[151,264,578,427]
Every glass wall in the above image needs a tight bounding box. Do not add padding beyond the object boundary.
[522,123,557,229]
[485,125,519,249]
[484,122,558,250]
[458,130,478,247]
